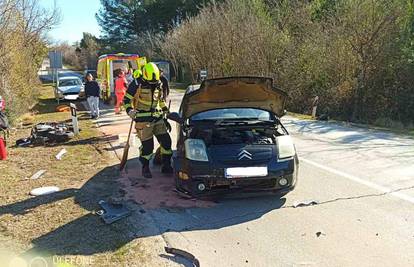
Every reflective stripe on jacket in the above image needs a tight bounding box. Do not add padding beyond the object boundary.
[123,78,167,122]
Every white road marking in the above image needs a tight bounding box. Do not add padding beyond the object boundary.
[301,157,414,204]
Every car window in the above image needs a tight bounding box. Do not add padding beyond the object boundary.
[59,79,81,86]
[191,108,272,121]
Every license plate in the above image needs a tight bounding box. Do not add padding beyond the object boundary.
[64,95,79,100]
[225,167,268,178]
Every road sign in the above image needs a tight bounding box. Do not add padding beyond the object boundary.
[48,51,62,69]
[199,70,207,81]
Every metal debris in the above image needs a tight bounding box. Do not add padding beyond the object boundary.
[55,148,67,160]
[164,247,200,267]
[97,200,131,224]
[293,200,319,208]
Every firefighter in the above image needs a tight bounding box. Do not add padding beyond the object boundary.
[123,62,173,178]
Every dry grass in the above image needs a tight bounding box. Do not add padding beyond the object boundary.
[287,111,315,120]
[0,86,153,266]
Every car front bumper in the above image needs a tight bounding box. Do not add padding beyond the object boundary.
[174,156,298,197]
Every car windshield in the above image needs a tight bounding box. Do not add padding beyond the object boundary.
[59,79,81,86]
[191,108,272,121]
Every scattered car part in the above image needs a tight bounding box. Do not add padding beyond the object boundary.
[30,186,60,196]
[55,148,67,160]
[316,231,326,237]
[29,170,46,180]
[97,200,131,224]
[293,200,319,208]
[17,122,75,147]
[16,137,31,147]
[164,247,200,267]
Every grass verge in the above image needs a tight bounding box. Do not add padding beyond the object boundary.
[0,85,153,266]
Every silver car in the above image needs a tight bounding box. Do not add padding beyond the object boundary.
[56,76,85,100]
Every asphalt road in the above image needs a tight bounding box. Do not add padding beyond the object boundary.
[95,90,414,267]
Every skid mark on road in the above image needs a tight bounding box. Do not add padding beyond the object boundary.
[301,158,414,204]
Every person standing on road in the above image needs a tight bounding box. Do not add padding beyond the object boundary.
[123,62,173,178]
[84,73,100,119]
[115,70,128,114]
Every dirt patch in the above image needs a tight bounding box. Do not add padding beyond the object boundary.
[119,160,215,209]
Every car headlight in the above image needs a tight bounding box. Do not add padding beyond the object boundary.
[185,139,209,162]
[277,135,295,159]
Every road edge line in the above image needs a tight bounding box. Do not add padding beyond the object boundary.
[301,158,414,204]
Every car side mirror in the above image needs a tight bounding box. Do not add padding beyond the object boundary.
[167,112,183,124]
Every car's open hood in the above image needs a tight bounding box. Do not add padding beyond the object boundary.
[181,77,287,119]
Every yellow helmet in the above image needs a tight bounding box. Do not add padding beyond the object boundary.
[133,69,142,79]
[142,62,160,83]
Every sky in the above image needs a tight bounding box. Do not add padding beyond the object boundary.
[40,0,102,44]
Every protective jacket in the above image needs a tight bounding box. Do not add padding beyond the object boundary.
[123,78,168,122]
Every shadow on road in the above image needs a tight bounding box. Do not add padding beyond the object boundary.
[0,159,286,257]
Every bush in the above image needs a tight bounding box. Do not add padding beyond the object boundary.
[374,117,405,130]
[0,0,58,125]
[159,0,414,125]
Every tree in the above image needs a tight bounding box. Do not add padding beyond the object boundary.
[0,0,59,123]
[96,0,219,53]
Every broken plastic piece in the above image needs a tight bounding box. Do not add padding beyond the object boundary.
[55,148,67,160]
[293,200,319,208]
[316,231,326,237]
[29,170,46,180]
[16,137,31,147]
[30,186,60,196]
[97,200,131,224]
[164,247,200,267]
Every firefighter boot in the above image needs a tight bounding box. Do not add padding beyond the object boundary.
[142,164,152,178]
[161,154,173,174]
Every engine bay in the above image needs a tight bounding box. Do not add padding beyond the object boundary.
[188,124,285,146]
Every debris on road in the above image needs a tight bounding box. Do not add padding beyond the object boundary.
[316,231,326,237]
[164,247,200,267]
[293,200,319,208]
[97,200,131,224]
[29,170,46,180]
[30,186,60,196]
[55,148,67,160]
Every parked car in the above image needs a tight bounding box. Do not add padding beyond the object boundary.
[169,77,298,197]
[56,76,85,100]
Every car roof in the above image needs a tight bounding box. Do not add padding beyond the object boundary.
[58,76,81,80]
